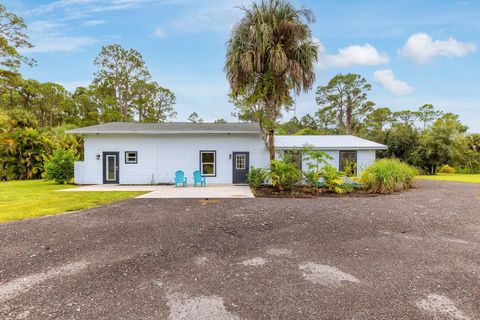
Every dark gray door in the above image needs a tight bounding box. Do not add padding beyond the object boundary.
[232,152,249,184]
[103,152,119,184]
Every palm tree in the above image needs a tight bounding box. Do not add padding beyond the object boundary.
[225,0,318,160]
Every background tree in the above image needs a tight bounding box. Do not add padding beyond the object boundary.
[93,44,151,121]
[0,4,35,89]
[315,73,374,134]
[131,81,176,123]
[214,118,227,124]
[225,0,318,160]
[315,106,337,133]
[412,113,468,174]
[188,112,203,123]
[417,104,443,129]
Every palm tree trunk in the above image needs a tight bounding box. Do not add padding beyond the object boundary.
[268,128,275,160]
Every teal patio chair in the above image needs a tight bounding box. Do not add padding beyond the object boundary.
[174,170,187,187]
[193,170,206,187]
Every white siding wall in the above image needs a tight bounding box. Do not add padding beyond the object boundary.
[357,150,376,172]
[281,149,376,176]
[82,133,270,184]
[74,161,85,184]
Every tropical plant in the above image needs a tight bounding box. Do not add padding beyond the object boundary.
[269,159,302,191]
[320,164,349,194]
[360,159,417,194]
[302,146,333,189]
[0,127,52,180]
[44,148,76,184]
[246,166,268,188]
[225,0,318,160]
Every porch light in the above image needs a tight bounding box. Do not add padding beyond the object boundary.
[229,154,232,160]
[96,154,100,160]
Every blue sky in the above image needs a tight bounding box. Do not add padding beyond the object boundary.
[4,0,480,132]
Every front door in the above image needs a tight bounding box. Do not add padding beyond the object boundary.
[232,152,249,184]
[103,152,119,184]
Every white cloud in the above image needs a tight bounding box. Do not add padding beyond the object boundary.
[23,36,96,53]
[21,19,95,53]
[171,0,251,33]
[83,19,106,27]
[26,0,186,17]
[400,32,476,64]
[152,26,166,38]
[318,43,389,68]
[374,69,415,96]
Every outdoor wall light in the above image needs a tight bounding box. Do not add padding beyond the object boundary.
[96,154,101,160]
[229,154,232,160]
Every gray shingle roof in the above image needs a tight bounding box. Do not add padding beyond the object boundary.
[66,122,260,134]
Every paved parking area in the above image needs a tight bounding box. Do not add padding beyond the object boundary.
[1,180,480,319]
[60,184,254,198]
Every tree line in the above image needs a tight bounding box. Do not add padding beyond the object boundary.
[1,1,479,181]
[0,4,178,179]
[277,73,480,174]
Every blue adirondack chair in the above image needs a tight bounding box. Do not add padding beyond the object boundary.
[193,170,206,187]
[174,170,187,187]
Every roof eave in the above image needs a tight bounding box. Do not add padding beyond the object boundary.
[276,146,388,150]
[66,130,259,135]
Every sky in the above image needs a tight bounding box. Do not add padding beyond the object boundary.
[3,0,480,132]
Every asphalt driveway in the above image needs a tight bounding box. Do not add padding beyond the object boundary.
[1,180,479,319]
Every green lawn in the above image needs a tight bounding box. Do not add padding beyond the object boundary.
[0,180,146,223]
[416,173,480,184]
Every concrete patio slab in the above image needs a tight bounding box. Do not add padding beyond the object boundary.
[60,184,254,198]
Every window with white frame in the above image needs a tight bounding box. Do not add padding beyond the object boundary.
[125,151,137,164]
[200,151,216,176]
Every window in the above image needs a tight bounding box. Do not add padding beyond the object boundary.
[236,154,246,170]
[284,150,302,170]
[339,151,357,176]
[125,151,137,164]
[200,151,216,176]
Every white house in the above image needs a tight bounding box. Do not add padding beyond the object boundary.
[67,122,387,185]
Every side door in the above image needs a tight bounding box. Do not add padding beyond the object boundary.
[232,152,249,184]
[103,152,119,184]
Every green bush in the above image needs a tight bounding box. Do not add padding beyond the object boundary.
[321,164,350,194]
[44,148,76,184]
[437,164,456,174]
[269,159,302,191]
[246,166,268,189]
[360,159,416,194]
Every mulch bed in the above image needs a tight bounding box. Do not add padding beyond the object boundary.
[252,185,380,198]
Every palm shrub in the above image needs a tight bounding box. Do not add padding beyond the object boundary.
[321,164,350,194]
[44,148,77,184]
[360,159,417,194]
[246,166,268,189]
[269,159,302,191]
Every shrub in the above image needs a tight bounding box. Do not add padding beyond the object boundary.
[44,148,76,184]
[321,164,350,194]
[269,159,302,191]
[437,164,456,174]
[246,166,268,189]
[303,147,333,189]
[360,158,417,194]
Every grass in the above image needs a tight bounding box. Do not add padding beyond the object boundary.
[0,180,146,223]
[416,173,480,184]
